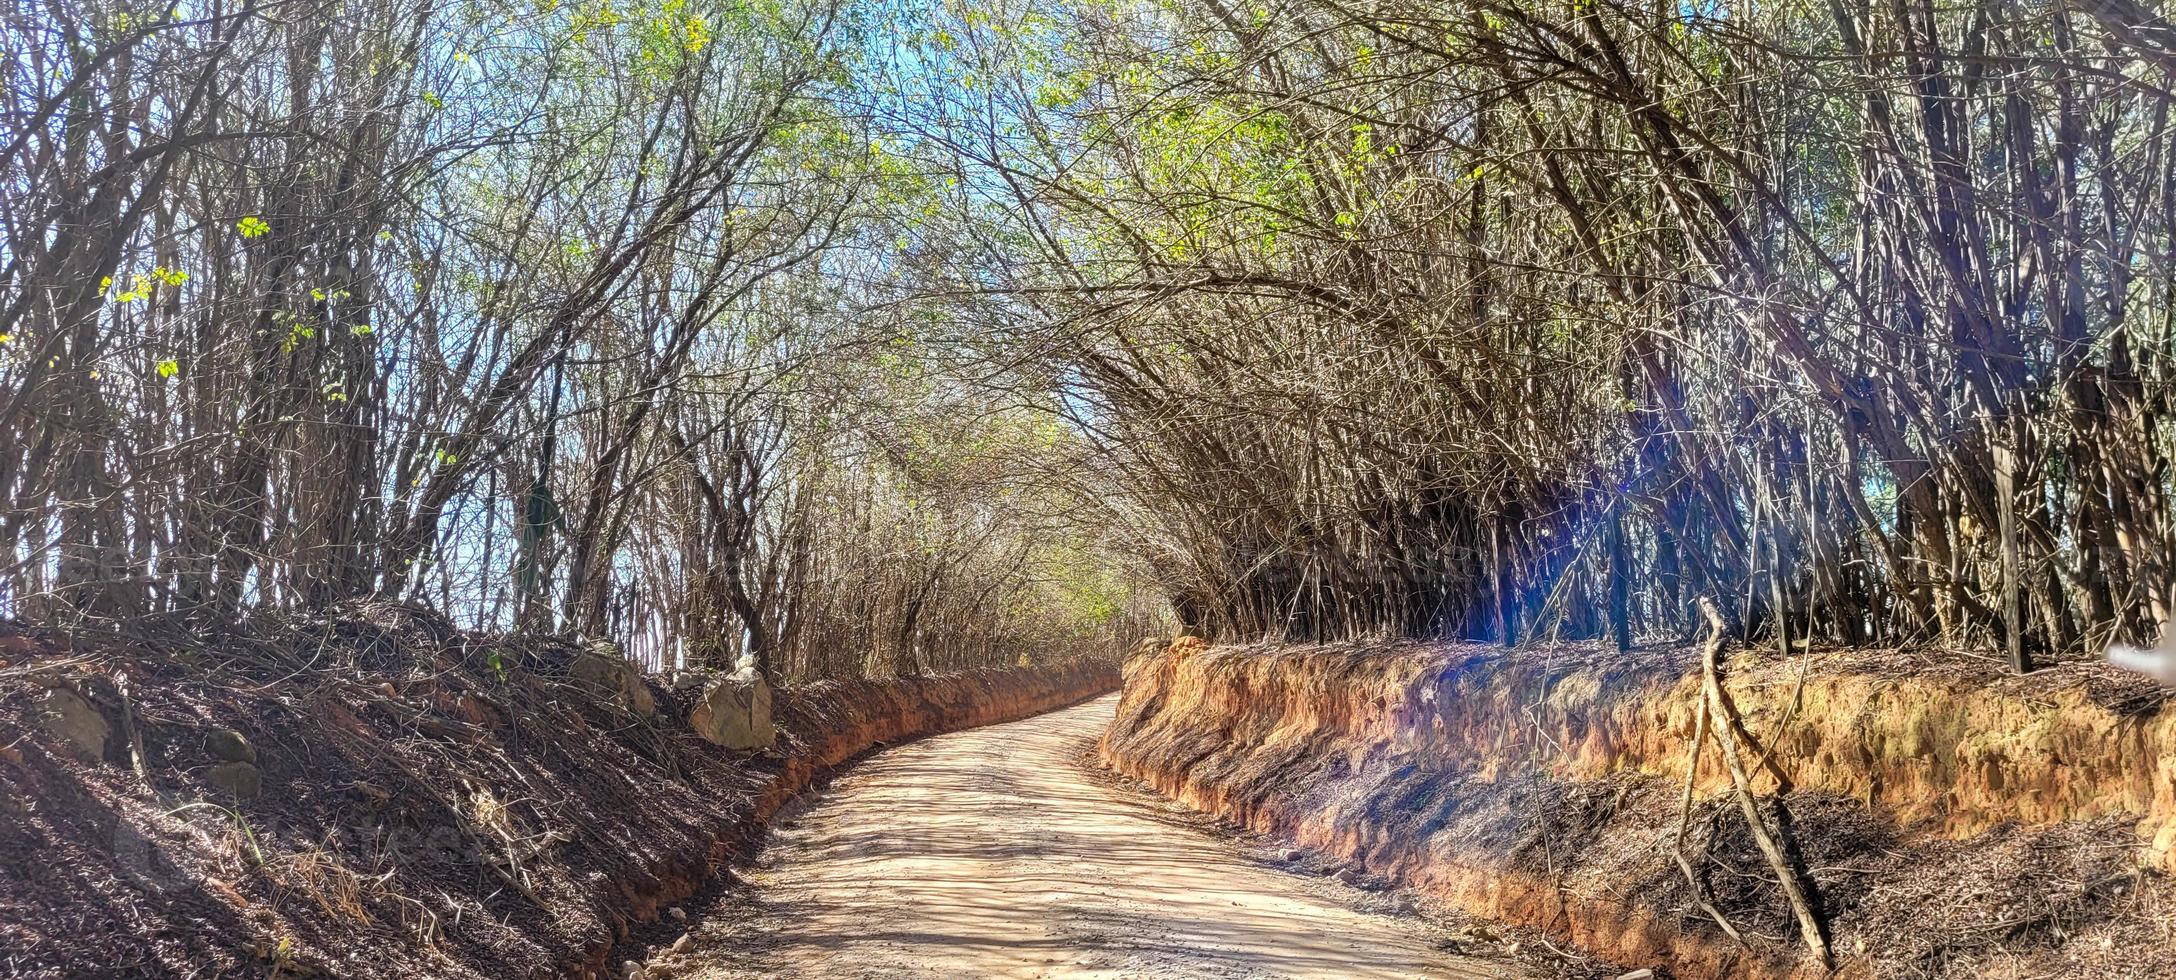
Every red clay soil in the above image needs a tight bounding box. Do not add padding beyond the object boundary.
[0,601,1115,979]
[1100,638,2176,980]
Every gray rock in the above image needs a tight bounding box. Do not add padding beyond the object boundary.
[688,668,775,750]
[35,686,109,762]
[208,760,263,799]
[206,728,256,764]
[1333,865,1385,890]
[570,642,657,717]
[667,906,687,922]
[1615,970,1656,980]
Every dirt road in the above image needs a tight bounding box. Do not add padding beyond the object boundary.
[656,695,1524,979]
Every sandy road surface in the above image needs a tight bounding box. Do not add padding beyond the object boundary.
[659,695,1525,979]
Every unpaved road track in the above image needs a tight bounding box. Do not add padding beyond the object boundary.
[662,695,1523,979]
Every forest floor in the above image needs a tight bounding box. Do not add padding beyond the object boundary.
[640,696,1546,980]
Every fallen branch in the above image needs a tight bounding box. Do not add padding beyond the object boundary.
[1696,596,1833,971]
[1671,677,1747,945]
[114,671,149,780]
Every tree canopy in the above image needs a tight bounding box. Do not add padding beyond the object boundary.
[7,0,2176,671]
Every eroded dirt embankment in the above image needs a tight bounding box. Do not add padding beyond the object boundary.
[0,604,1116,979]
[1100,638,2176,979]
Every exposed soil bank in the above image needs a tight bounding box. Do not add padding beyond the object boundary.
[0,604,1116,979]
[1100,638,2176,979]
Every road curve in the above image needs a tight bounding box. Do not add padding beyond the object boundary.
[662,694,1523,979]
